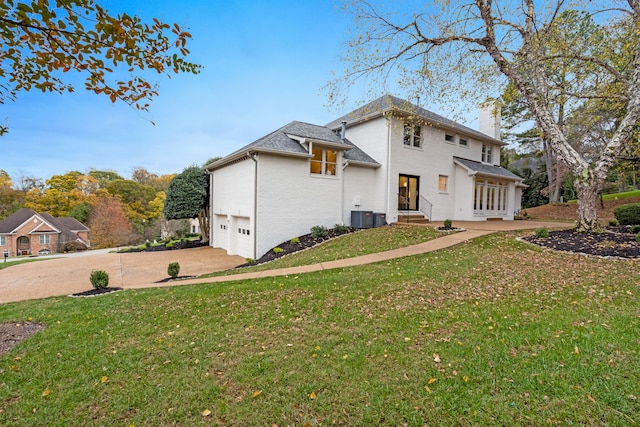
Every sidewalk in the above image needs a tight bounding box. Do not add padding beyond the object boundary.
[1,220,569,303]
[127,220,568,289]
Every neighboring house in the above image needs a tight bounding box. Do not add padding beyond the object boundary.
[0,208,90,256]
[206,95,525,260]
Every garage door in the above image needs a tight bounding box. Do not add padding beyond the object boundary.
[234,216,252,258]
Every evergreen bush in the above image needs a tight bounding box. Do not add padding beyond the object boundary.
[90,270,109,289]
[535,227,549,238]
[167,262,180,279]
[311,225,329,240]
[613,203,640,225]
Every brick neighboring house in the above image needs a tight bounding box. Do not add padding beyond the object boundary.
[0,208,90,256]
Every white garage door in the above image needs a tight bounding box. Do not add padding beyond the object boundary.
[234,216,252,258]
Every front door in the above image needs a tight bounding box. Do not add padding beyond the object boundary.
[398,174,420,210]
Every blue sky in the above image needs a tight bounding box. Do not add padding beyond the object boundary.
[1,0,358,181]
[1,0,471,182]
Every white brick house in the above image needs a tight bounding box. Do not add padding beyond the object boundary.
[206,96,524,260]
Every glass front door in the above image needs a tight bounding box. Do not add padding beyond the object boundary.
[398,174,420,210]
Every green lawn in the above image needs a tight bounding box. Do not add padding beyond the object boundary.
[208,224,447,276]
[0,258,43,271]
[1,232,638,426]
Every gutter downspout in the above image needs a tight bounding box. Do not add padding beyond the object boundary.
[249,152,258,260]
[341,160,350,225]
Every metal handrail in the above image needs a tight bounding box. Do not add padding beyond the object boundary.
[419,195,432,221]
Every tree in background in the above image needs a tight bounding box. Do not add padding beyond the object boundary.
[330,1,640,232]
[0,0,201,135]
[0,169,24,219]
[105,178,161,236]
[24,171,99,217]
[164,165,209,242]
[88,195,133,248]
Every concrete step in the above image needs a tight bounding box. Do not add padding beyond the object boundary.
[396,213,430,224]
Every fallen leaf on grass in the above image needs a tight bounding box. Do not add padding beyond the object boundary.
[201,409,212,417]
[428,378,437,385]
[309,391,316,400]
[42,389,51,397]
[253,390,262,398]
[586,394,596,403]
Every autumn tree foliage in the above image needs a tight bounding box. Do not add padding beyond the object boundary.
[164,165,209,242]
[88,195,132,248]
[330,0,640,232]
[0,0,201,135]
[0,169,24,220]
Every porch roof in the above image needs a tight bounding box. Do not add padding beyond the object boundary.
[454,157,524,181]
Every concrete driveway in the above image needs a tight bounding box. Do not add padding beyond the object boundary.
[0,247,246,304]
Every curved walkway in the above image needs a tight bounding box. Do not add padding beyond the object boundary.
[1,220,568,304]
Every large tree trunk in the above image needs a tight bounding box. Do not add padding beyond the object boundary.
[574,176,603,233]
[198,207,210,243]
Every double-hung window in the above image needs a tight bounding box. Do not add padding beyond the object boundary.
[482,144,493,163]
[311,147,337,175]
[403,124,422,148]
[0,236,6,246]
[39,235,50,244]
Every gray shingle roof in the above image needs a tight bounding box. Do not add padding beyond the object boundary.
[208,121,380,169]
[0,208,89,246]
[454,157,523,181]
[0,208,38,233]
[326,95,503,145]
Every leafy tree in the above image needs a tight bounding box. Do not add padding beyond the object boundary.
[105,178,159,231]
[88,195,133,248]
[0,0,201,135]
[88,170,123,188]
[164,165,209,242]
[0,170,24,219]
[24,171,96,216]
[330,1,640,232]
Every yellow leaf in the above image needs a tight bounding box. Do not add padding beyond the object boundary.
[42,388,51,397]
[201,409,212,417]
[428,378,437,385]
[573,346,580,355]
[252,390,262,398]
[309,391,317,400]
[424,386,432,393]
[101,376,109,384]
[463,375,470,383]
[586,393,596,403]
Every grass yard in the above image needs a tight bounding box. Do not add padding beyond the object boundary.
[209,224,447,276]
[0,232,638,425]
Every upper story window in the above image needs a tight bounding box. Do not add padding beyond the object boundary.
[403,124,422,148]
[445,134,455,143]
[0,236,6,246]
[459,138,468,147]
[311,147,337,176]
[482,144,493,163]
[39,234,50,244]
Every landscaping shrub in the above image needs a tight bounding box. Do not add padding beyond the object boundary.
[273,247,283,254]
[166,242,174,249]
[167,262,180,279]
[334,223,350,233]
[311,225,329,240]
[613,203,640,225]
[535,227,549,238]
[631,225,640,234]
[608,219,618,227]
[145,240,151,248]
[290,237,300,244]
[90,270,109,289]
[443,219,453,229]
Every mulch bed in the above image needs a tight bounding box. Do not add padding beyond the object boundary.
[0,321,46,357]
[119,239,207,253]
[522,226,640,259]
[69,287,123,297]
[236,227,357,267]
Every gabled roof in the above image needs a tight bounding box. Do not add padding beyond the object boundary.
[326,95,505,146]
[207,121,380,170]
[40,213,89,244]
[0,208,89,244]
[0,208,39,233]
[454,157,523,181]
